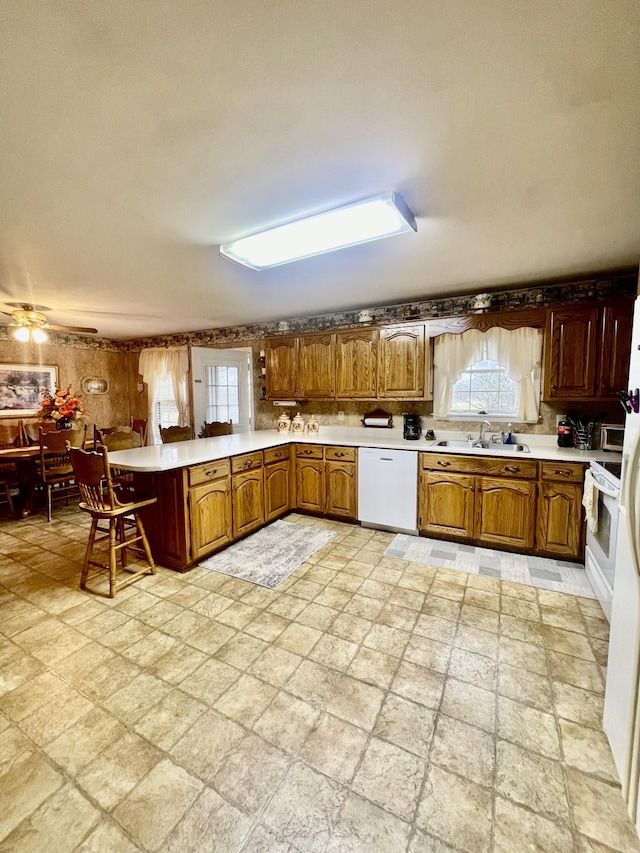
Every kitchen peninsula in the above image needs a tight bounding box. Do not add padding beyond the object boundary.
[109,428,609,572]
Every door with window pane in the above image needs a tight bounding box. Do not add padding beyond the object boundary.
[192,348,252,435]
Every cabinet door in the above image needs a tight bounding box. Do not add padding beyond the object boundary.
[299,334,336,398]
[264,460,291,522]
[600,303,633,398]
[325,461,357,519]
[266,337,298,399]
[232,468,265,538]
[419,470,475,539]
[189,478,233,560]
[296,458,324,512]
[378,324,426,398]
[536,482,584,559]
[475,477,537,549]
[336,329,377,398]
[544,307,598,399]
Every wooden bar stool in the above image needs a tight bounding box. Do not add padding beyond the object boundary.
[68,446,157,598]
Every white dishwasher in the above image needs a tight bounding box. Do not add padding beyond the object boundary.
[358,447,418,535]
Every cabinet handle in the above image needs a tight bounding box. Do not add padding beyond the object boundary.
[505,466,519,473]
[205,469,216,477]
[554,469,571,476]
[437,460,450,467]
[303,449,314,455]
[335,452,345,458]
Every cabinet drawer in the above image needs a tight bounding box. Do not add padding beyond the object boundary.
[296,444,324,459]
[264,446,291,465]
[325,446,356,462]
[231,451,263,473]
[421,453,538,480]
[188,458,230,486]
[540,461,586,483]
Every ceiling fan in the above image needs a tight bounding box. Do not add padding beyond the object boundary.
[1,303,99,342]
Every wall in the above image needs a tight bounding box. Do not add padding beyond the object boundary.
[0,334,131,431]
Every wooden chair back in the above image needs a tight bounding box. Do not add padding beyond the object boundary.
[21,420,55,445]
[97,429,141,451]
[0,423,22,449]
[199,421,233,438]
[68,446,118,513]
[39,429,74,481]
[160,425,193,444]
[130,418,148,445]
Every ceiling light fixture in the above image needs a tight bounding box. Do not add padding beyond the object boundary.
[9,308,50,344]
[219,191,417,270]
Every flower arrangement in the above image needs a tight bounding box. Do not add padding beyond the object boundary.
[36,386,87,423]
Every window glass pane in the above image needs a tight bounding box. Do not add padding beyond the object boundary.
[228,386,238,406]
[449,359,517,416]
[228,367,238,384]
[217,366,228,385]
[230,406,239,424]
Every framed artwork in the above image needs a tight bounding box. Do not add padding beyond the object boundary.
[0,363,58,417]
[81,377,109,395]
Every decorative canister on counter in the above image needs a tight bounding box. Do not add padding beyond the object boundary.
[277,413,291,432]
[291,413,305,433]
[306,415,319,435]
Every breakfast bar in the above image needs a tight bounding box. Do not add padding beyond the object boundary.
[108,428,606,573]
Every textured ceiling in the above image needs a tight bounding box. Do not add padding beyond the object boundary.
[0,1,638,339]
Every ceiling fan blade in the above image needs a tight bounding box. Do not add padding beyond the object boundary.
[48,323,98,334]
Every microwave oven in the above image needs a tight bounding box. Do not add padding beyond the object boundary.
[600,423,625,452]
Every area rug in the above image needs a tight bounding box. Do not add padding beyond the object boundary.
[385,533,596,598]
[199,519,337,588]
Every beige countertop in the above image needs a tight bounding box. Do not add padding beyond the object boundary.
[107,426,615,473]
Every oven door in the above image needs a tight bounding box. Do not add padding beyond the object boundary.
[587,474,620,593]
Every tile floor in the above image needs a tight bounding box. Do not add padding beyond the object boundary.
[386,535,596,598]
[0,506,639,852]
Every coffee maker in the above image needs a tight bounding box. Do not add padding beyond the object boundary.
[403,413,422,440]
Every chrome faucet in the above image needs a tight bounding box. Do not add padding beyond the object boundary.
[478,420,491,445]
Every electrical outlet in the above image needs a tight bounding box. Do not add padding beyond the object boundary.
[337,411,345,423]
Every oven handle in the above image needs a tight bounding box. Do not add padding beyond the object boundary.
[591,477,620,499]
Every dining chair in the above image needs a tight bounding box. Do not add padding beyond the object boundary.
[39,428,79,522]
[199,421,233,438]
[130,418,148,445]
[21,420,55,445]
[159,425,193,443]
[96,429,141,493]
[0,423,22,517]
[68,446,156,598]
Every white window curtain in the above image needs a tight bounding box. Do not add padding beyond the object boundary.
[433,330,484,418]
[138,347,191,441]
[491,327,543,422]
[433,327,543,421]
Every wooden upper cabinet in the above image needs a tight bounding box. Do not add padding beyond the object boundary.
[266,337,298,399]
[336,329,377,398]
[544,307,599,399]
[378,324,426,398]
[299,334,336,398]
[600,303,633,397]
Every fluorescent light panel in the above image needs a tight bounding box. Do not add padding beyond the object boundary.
[219,192,417,270]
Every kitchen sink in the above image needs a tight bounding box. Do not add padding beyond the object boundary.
[434,440,530,453]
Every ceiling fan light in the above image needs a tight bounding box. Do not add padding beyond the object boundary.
[219,192,417,270]
[31,327,48,344]
[11,325,30,342]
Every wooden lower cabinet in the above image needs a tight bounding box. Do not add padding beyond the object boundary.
[232,467,264,538]
[296,457,325,512]
[264,459,292,522]
[418,453,586,560]
[537,482,584,558]
[189,477,233,561]
[296,445,358,519]
[325,460,357,518]
[419,470,474,538]
[475,477,537,550]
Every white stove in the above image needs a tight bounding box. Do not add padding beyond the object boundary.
[586,459,622,621]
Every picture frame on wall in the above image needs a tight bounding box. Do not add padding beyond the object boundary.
[0,363,58,417]
[81,377,109,395]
